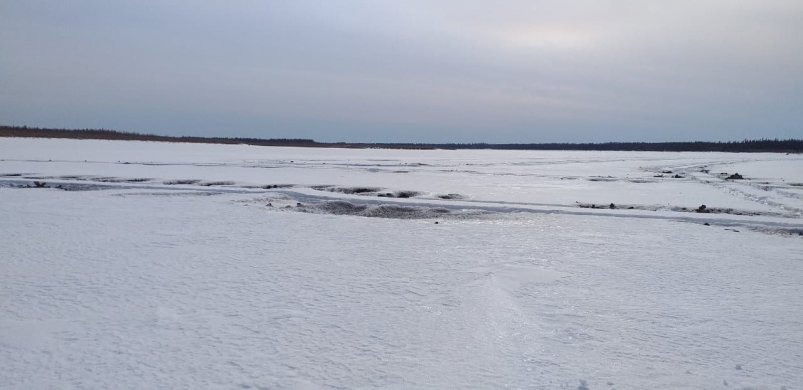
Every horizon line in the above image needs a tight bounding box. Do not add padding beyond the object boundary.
[2,124,801,147]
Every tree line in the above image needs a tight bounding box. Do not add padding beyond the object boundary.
[0,125,316,147]
[1,125,801,153]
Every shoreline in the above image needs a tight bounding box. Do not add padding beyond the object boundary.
[2,125,801,153]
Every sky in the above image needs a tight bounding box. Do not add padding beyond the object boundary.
[1,1,802,143]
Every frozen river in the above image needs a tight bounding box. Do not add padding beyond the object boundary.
[1,138,802,389]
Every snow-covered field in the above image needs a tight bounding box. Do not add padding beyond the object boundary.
[1,138,801,389]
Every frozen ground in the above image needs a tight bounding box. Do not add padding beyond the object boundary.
[1,138,802,389]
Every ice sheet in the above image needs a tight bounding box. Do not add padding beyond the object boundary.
[1,138,802,389]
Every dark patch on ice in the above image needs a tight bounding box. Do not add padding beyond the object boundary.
[120,177,150,183]
[588,176,616,182]
[437,193,465,200]
[21,175,153,184]
[586,176,662,183]
[290,200,455,219]
[199,181,235,186]
[725,173,744,180]
[94,176,152,183]
[52,183,119,191]
[163,179,201,185]
[576,201,792,219]
[119,191,221,197]
[313,185,424,199]
[314,201,368,214]
[22,176,53,180]
[679,205,780,217]
[264,184,293,189]
[577,202,639,210]
[395,190,419,198]
[0,173,25,177]
[736,225,803,237]
[0,179,120,191]
[56,175,85,180]
[322,186,382,194]
[377,190,421,198]
[689,206,786,217]
[0,178,262,196]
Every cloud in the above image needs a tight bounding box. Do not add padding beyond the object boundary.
[1,0,801,142]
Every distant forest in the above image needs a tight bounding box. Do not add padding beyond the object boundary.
[2,125,801,153]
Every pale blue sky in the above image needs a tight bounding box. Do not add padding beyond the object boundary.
[1,1,801,142]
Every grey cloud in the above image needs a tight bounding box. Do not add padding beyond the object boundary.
[1,0,801,142]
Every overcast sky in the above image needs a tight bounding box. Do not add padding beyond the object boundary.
[1,1,801,142]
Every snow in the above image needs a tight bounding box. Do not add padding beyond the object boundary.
[1,137,802,389]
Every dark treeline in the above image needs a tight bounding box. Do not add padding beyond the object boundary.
[0,125,316,147]
[427,140,803,153]
[2,125,801,153]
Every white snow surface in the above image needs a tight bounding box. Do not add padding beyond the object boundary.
[1,138,802,389]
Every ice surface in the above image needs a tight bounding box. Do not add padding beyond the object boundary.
[1,138,802,389]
